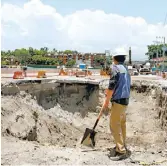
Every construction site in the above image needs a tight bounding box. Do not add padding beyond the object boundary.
[1,71,167,165]
[1,0,167,164]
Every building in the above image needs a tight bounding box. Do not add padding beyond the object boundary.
[47,52,107,67]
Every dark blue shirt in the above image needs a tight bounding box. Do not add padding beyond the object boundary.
[108,64,131,105]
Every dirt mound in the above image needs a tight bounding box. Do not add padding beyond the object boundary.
[1,94,82,147]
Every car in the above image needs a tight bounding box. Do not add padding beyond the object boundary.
[162,69,167,73]
[139,68,151,75]
[128,68,139,76]
[133,69,139,76]
[1,65,8,68]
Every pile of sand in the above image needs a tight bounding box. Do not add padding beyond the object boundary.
[1,93,83,147]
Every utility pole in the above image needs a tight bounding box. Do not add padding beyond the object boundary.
[154,36,166,71]
[105,50,110,68]
[157,36,166,70]
[129,47,132,65]
[153,36,164,67]
[162,36,166,71]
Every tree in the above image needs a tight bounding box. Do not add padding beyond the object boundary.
[65,59,76,67]
[72,50,78,54]
[64,50,73,54]
[146,44,167,59]
[28,47,34,56]
[40,47,48,55]
[1,48,82,66]
[106,56,112,66]
[53,48,57,52]
[94,56,105,66]
[13,48,31,65]
[31,55,61,65]
[1,60,9,65]
[1,51,7,58]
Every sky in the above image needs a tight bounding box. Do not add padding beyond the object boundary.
[1,0,167,60]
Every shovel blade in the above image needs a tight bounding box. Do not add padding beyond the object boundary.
[81,128,97,147]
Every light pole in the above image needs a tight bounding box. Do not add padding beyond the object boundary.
[162,37,166,71]
[129,47,132,65]
[105,50,110,68]
[153,36,165,67]
[157,36,166,70]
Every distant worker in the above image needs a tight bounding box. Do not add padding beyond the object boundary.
[102,53,131,161]
[22,66,27,77]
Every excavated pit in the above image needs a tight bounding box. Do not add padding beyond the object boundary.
[1,82,101,148]
[1,79,167,165]
[131,80,167,130]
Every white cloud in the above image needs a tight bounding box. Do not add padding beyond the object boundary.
[1,0,167,60]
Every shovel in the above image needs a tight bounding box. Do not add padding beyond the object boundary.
[81,107,104,147]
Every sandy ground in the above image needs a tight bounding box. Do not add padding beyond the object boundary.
[1,91,167,165]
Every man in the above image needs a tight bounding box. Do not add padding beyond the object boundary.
[22,66,27,77]
[103,53,131,161]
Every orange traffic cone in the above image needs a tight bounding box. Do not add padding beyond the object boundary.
[13,71,24,79]
[37,71,46,78]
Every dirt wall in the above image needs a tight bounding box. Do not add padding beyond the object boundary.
[1,81,100,115]
[131,81,167,130]
[99,79,167,130]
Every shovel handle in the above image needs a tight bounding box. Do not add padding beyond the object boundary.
[93,119,99,130]
[93,107,104,130]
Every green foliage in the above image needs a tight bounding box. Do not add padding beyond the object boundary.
[106,56,112,66]
[58,60,63,65]
[40,47,48,52]
[1,51,6,57]
[31,55,58,65]
[63,50,78,54]
[94,56,105,64]
[65,59,76,67]
[1,48,80,66]
[28,47,34,56]
[1,60,9,65]
[1,47,58,65]
[0,48,111,67]
[13,48,31,65]
[93,55,112,68]
[1,50,13,57]
[146,44,167,59]
[64,50,73,54]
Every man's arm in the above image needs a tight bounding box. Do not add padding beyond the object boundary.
[103,89,113,108]
[103,68,118,108]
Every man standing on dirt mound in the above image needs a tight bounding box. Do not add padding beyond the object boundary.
[103,53,131,161]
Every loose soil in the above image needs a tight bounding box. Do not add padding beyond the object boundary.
[1,91,167,165]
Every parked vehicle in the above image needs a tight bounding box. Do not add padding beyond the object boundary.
[139,68,151,75]
[162,69,167,73]
[128,67,139,76]
[133,69,139,76]
[1,65,8,68]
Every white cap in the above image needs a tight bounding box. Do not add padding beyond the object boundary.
[113,51,128,57]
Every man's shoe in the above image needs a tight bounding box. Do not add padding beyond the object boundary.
[107,147,117,157]
[109,151,128,161]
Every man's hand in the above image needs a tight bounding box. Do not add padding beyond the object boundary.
[103,100,109,109]
[103,89,113,109]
